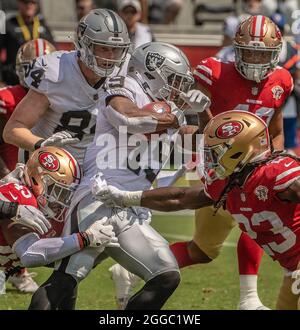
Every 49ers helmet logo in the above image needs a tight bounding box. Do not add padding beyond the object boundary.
[38,152,60,171]
[216,121,243,139]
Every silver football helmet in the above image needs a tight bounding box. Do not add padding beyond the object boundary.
[127,42,194,107]
[75,8,131,77]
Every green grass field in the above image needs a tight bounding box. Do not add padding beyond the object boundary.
[0,213,283,310]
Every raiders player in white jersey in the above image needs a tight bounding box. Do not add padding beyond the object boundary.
[3,9,131,166]
[28,42,210,310]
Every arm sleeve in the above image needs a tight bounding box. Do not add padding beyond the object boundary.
[12,232,82,267]
[193,57,219,91]
[103,105,158,134]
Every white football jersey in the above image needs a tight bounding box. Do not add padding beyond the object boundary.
[74,75,172,203]
[21,51,108,165]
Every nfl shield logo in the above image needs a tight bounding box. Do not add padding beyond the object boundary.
[145,52,166,72]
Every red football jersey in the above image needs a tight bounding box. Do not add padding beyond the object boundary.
[194,58,293,125]
[0,85,27,171]
[0,182,64,271]
[205,156,300,271]
[0,182,37,270]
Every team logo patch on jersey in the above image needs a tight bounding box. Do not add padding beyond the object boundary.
[38,152,60,172]
[145,52,165,72]
[254,185,268,201]
[271,85,284,100]
[216,121,243,139]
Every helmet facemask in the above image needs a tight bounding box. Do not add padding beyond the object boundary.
[35,175,77,222]
[158,67,194,108]
[234,43,281,83]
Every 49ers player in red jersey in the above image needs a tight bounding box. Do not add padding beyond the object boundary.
[0,39,56,292]
[106,15,293,309]
[170,15,293,310]
[0,146,118,304]
[101,110,300,309]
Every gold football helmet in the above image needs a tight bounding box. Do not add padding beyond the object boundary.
[198,110,271,182]
[24,147,81,221]
[16,39,56,87]
[234,15,282,82]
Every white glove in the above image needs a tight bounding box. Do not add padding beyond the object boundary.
[168,101,186,127]
[90,173,108,198]
[180,89,211,112]
[12,205,52,235]
[0,163,25,185]
[41,131,80,147]
[94,184,142,208]
[84,218,119,249]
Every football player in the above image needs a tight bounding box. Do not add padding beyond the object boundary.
[3,9,131,166]
[0,38,56,293]
[0,146,118,306]
[96,110,300,310]
[28,41,208,310]
[171,15,293,310]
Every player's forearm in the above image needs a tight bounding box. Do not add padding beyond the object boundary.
[3,125,43,151]
[105,105,179,134]
[140,186,212,211]
[13,232,85,268]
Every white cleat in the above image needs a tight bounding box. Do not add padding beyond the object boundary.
[8,269,39,293]
[238,299,271,310]
[109,264,140,310]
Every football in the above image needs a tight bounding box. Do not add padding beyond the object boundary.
[142,101,171,139]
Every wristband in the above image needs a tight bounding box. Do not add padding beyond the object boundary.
[77,232,90,248]
[123,191,143,207]
[34,139,45,150]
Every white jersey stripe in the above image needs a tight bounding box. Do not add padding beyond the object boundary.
[273,176,300,190]
[275,167,300,182]
[196,65,212,76]
[194,71,212,86]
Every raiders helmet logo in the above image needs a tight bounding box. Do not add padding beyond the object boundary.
[216,121,243,139]
[38,152,60,172]
[145,52,165,72]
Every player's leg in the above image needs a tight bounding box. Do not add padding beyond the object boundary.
[276,267,300,310]
[171,206,236,265]
[29,270,77,310]
[237,232,268,310]
[109,205,234,308]
[29,196,109,310]
[105,207,180,310]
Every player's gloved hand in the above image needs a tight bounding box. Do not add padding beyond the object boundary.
[82,218,119,249]
[94,184,142,208]
[12,205,52,235]
[180,89,211,112]
[168,101,186,127]
[37,131,80,149]
[0,163,25,185]
[90,173,108,198]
